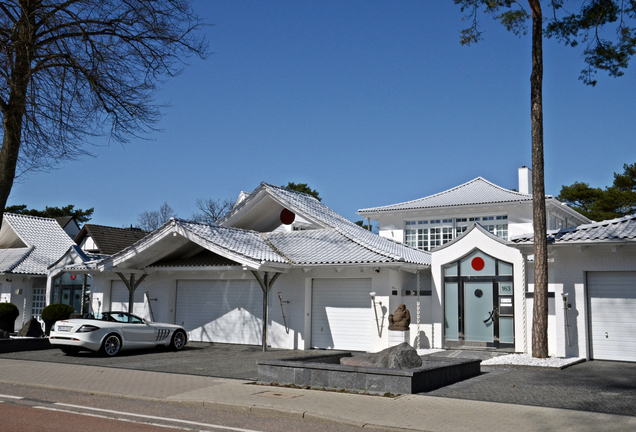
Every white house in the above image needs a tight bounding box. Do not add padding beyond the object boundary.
[512,216,636,362]
[47,174,636,362]
[57,183,431,352]
[359,167,636,362]
[0,213,75,330]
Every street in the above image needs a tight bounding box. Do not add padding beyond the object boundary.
[0,383,363,432]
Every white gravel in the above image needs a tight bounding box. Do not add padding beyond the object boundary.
[481,353,584,368]
[417,348,445,356]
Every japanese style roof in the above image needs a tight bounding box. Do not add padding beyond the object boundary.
[100,183,431,271]
[220,183,431,266]
[175,221,290,264]
[358,177,533,214]
[511,215,636,244]
[76,224,148,255]
[0,213,76,275]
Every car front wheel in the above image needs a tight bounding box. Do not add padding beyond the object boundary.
[100,334,122,356]
[170,330,186,351]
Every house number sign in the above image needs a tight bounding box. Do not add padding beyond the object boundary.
[499,282,513,296]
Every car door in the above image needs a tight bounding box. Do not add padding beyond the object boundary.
[113,313,156,343]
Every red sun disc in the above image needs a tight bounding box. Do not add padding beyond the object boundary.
[471,257,485,271]
[280,208,296,225]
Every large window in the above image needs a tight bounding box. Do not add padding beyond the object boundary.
[405,215,508,251]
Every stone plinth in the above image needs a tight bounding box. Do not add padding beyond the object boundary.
[389,329,410,347]
[258,353,481,394]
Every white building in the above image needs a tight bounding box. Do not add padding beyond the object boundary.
[0,214,76,330]
[47,173,636,362]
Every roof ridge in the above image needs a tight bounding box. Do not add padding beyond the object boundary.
[359,177,531,213]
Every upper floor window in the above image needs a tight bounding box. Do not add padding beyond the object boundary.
[405,214,509,250]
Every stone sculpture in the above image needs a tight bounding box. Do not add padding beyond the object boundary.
[340,342,422,369]
[388,304,411,331]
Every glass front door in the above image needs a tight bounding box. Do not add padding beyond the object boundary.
[464,282,494,343]
[443,249,515,350]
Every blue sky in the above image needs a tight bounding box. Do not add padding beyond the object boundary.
[8,1,636,227]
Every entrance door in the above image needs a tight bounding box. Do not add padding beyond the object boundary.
[464,282,494,343]
[443,249,515,350]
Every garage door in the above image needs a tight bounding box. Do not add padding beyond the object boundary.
[588,271,636,362]
[175,280,262,344]
[110,281,145,315]
[311,278,373,352]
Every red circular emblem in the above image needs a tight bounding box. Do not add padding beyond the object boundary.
[280,208,296,225]
[70,274,77,280]
[471,257,485,271]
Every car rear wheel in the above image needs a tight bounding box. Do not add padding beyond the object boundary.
[100,334,122,356]
[60,347,79,355]
[170,330,186,351]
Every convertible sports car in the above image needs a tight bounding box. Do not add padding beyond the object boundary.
[49,311,188,356]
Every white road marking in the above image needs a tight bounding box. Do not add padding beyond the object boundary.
[34,406,194,431]
[54,403,266,432]
[0,394,24,399]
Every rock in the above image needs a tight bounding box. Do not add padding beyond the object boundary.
[340,343,422,369]
[17,317,44,338]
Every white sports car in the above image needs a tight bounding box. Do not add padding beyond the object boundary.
[49,311,188,356]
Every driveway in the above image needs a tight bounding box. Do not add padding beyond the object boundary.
[2,344,635,417]
[0,342,339,380]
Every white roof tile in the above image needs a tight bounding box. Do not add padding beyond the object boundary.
[2,214,76,275]
[512,215,636,244]
[257,183,430,265]
[358,177,532,213]
[177,220,288,264]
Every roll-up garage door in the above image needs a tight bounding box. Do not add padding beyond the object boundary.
[588,271,636,362]
[311,278,373,352]
[175,279,262,344]
[110,281,145,315]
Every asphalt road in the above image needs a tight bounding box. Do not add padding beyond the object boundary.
[0,383,364,432]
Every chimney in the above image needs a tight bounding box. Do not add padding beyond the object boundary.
[518,166,532,195]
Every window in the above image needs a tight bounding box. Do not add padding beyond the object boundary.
[32,288,46,316]
[404,214,509,249]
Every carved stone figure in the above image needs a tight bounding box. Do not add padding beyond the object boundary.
[388,304,411,331]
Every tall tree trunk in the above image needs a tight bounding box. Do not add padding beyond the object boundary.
[528,0,549,358]
[0,1,36,226]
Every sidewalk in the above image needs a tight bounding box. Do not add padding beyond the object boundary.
[0,358,634,432]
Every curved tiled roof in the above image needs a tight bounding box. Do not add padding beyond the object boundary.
[358,177,532,213]
[256,183,431,266]
[511,215,636,244]
[3,213,76,274]
[177,220,289,264]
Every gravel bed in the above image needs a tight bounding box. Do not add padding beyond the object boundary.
[417,348,445,355]
[481,353,585,368]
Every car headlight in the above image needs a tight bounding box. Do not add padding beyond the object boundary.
[76,325,101,333]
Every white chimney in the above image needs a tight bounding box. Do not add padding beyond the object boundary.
[518,166,532,195]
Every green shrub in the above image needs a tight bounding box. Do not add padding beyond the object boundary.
[0,303,19,321]
[41,303,74,322]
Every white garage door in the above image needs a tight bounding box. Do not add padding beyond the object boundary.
[110,281,145,315]
[588,271,636,362]
[176,280,263,345]
[311,278,373,352]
